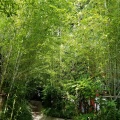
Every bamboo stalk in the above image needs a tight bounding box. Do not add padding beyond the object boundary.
[0,44,13,92]
[10,94,17,120]
[3,49,22,114]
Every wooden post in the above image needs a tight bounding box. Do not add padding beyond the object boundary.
[0,93,6,112]
[0,95,2,111]
[0,94,3,112]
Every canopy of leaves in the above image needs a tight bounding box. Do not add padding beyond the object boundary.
[0,0,120,119]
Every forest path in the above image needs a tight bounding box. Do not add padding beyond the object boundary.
[30,100,65,120]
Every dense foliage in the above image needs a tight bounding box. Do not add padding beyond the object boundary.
[0,0,120,120]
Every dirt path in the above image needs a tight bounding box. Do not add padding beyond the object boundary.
[32,112,65,120]
[30,100,66,120]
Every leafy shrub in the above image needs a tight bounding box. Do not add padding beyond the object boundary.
[74,113,95,120]
[1,81,32,120]
[94,100,120,120]
[42,84,65,117]
[1,98,32,120]
[42,78,101,119]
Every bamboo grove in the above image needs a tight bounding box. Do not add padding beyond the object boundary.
[0,0,120,120]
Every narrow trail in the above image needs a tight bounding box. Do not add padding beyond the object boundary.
[30,100,65,120]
